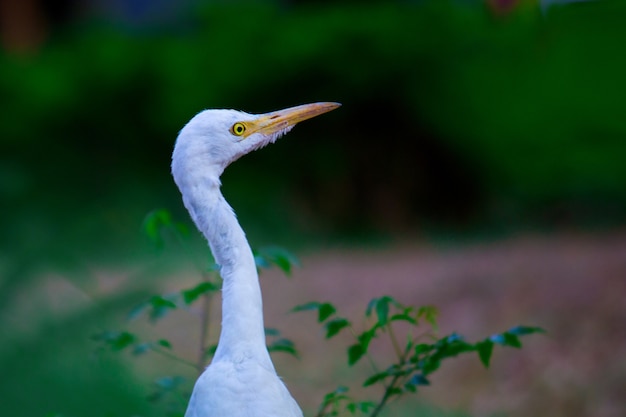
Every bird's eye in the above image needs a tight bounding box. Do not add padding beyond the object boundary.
[231,122,247,136]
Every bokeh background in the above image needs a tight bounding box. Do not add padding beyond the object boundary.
[1,0,625,416]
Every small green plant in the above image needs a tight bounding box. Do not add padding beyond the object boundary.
[93,209,301,416]
[93,209,543,417]
[294,298,544,417]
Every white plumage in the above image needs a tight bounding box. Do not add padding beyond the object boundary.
[171,103,340,417]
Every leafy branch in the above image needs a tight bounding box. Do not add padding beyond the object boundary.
[92,209,301,413]
[294,296,544,417]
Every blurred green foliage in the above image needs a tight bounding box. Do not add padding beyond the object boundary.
[2,0,626,260]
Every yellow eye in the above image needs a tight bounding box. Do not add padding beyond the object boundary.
[231,122,247,136]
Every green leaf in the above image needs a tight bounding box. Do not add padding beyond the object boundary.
[157,339,172,349]
[404,373,430,393]
[127,300,149,320]
[292,301,336,323]
[320,386,350,407]
[143,209,172,245]
[384,364,411,378]
[348,343,365,366]
[142,209,191,249]
[363,371,390,387]
[318,303,336,322]
[181,281,220,305]
[204,344,218,358]
[476,340,494,368]
[418,333,475,374]
[418,356,441,375]
[174,221,191,238]
[292,301,322,312]
[346,400,375,415]
[149,295,177,309]
[491,332,522,348]
[408,373,430,386]
[264,327,280,336]
[154,376,185,390]
[334,385,349,394]
[106,331,136,351]
[431,333,473,360]
[325,318,350,339]
[270,254,293,275]
[387,387,403,398]
[390,312,417,324]
[504,332,522,348]
[365,296,406,326]
[508,325,546,336]
[257,246,301,276]
[365,297,378,317]
[417,305,439,328]
[354,401,376,413]
[404,381,417,393]
[111,332,136,351]
[267,338,299,358]
[148,295,178,321]
[254,253,271,269]
[330,385,350,397]
[128,294,180,321]
[132,342,151,356]
[206,261,220,272]
[356,327,378,353]
[446,332,463,343]
[376,298,390,326]
[414,343,433,355]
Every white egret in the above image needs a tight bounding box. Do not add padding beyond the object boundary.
[172,102,341,417]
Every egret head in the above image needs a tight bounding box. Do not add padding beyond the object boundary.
[172,102,340,185]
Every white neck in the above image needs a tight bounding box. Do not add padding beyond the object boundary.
[180,173,273,370]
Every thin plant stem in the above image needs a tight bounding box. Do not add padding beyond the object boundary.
[313,403,329,417]
[368,372,403,417]
[149,346,197,369]
[369,328,413,417]
[349,326,380,375]
[387,323,403,361]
